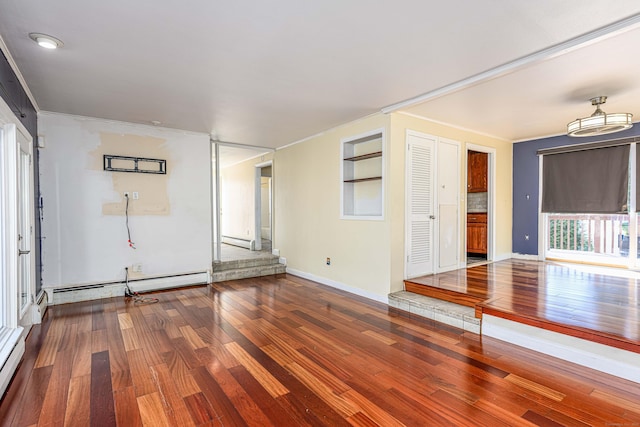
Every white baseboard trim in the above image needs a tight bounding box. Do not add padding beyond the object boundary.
[483,314,640,384]
[492,253,513,262]
[285,268,387,304]
[45,271,210,305]
[511,253,541,261]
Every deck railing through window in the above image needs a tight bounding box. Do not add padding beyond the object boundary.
[548,214,628,256]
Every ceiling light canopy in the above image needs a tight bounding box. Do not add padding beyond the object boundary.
[29,33,63,49]
[567,96,632,137]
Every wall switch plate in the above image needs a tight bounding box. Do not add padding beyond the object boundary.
[133,191,139,200]
[326,257,331,266]
[133,263,143,273]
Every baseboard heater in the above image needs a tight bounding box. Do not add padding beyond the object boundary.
[48,271,210,305]
[36,291,48,321]
[222,235,255,250]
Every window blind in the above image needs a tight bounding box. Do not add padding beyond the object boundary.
[541,145,629,213]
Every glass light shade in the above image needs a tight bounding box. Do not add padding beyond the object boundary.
[36,37,58,49]
[567,112,633,137]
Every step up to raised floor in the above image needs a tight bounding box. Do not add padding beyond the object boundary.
[212,255,286,281]
[388,291,480,334]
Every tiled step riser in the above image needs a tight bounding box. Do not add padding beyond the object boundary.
[388,291,481,334]
[213,257,281,272]
[211,264,286,282]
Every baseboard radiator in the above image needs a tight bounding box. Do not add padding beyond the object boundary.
[47,271,210,305]
[36,291,48,322]
[222,235,255,250]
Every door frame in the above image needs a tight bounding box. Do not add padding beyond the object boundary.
[465,143,496,263]
[254,160,273,252]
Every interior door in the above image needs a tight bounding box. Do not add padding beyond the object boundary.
[17,129,33,328]
[437,139,459,271]
[406,132,436,278]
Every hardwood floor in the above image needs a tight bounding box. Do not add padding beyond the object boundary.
[2,273,640,426]
[405,260,640,353]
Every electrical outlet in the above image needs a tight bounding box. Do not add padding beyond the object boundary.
[133,191,139,200]
[132,263,143,273]
[326,257,331,266]
[124,191,130,198]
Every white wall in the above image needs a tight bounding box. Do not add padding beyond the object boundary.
[39,113,212,289]
[220,152,274,242]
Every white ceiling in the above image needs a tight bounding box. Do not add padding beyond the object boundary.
[1,1,640,148]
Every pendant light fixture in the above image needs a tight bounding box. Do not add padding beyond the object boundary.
[567,96,632,137]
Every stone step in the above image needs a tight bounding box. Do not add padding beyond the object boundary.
[211,263,286,282]
[213,255,281,272]
[388,291,480,334]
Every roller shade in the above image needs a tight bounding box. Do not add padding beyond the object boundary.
[541,145,629,213]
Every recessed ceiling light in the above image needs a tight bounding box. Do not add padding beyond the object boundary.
[29,33,64,49]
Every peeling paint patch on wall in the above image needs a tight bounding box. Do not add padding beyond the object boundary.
[90,132,171,216]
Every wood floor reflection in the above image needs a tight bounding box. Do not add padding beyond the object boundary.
[405,259,640,353]
[1,273,640,426]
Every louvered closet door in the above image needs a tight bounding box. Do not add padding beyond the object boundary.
[406,133,436,278]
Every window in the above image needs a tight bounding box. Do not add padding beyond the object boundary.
[542,141,640,266]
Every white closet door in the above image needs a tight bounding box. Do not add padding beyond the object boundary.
[406,133,436,278]
[438,139,459,271]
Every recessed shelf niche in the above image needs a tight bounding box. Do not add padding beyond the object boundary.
[341,129,384,219]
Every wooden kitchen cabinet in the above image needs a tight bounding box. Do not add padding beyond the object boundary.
[467,213,487,254]
[467,151,488,193]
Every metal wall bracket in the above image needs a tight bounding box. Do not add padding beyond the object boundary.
[103,155,167,174]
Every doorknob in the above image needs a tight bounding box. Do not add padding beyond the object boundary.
[19,249,30,255]
[429,215,436,220]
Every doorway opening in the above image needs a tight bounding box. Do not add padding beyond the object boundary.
[255,162,272,253]
[466,147,494,266]
[211,142,275,263]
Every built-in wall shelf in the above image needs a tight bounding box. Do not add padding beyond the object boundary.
[341,129,384,219]
[344,176,382,183]
[343,151,382,162]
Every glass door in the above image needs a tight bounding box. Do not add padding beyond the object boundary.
[17,129,33,327]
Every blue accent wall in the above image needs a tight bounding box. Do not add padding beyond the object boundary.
[513,125,640,255]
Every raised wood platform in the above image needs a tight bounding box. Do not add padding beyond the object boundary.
[404,259,640,354]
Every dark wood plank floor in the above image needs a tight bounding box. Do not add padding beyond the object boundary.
[2,273,640,426]
[405,259,640,353]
